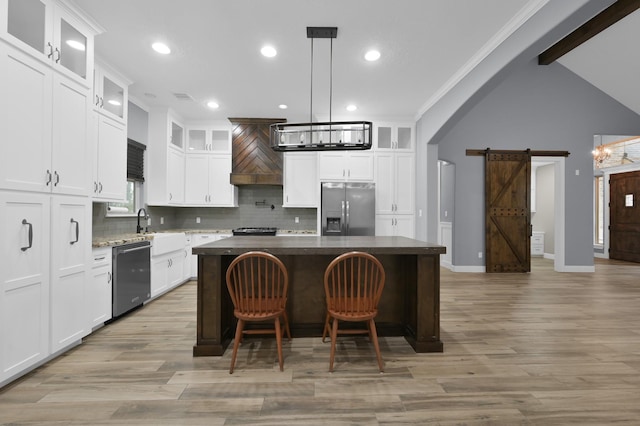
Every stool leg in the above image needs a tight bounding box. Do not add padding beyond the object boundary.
[368,318,384,373]
[322,313,331,342]
[329,317,339,372]
[275,316,284,371]
[229,319,244,374]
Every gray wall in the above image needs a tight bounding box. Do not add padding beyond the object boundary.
[532,164,555,255]
[427,58,640,268]
[127,101,148,144]
[439,162,455,224]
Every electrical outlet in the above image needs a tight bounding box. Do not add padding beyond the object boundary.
[160,217,164,225]
[147,218,151,226]
[295,217,299,223]
[478,251,483,259]
[196,217,201,224]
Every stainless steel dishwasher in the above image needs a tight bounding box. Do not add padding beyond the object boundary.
[112,241,151,317]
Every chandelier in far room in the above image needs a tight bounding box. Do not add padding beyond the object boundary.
[592,144,611,165]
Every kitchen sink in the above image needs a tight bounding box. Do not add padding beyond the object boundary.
[150,232,186,256]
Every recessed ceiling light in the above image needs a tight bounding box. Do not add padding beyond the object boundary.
[364,50,380,62]
[206,101,219,109]
[65,39,85,51]
[261,45,277,58]
[279,104,288,109]
[346,104,357,112]
[152,42,171,54]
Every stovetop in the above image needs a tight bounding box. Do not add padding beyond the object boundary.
[232,227,277,236]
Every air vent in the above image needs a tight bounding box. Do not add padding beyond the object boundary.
[173,93,194,101]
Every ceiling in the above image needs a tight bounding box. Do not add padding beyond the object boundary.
[70,0,639,126]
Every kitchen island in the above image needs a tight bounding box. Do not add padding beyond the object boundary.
[192,236,446,355]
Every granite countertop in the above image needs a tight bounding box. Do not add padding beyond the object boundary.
[92,229,317,248]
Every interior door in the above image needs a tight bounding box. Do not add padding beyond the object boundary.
[485,150,531,272]
[610,170,640,262]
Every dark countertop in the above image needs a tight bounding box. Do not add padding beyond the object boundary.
[192,235,445,256]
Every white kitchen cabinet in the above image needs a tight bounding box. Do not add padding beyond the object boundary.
[0,42,91,196]
[189,233,231,278]
[375,214,415,238]
[0,191,50,384]
[283,152,318,207]
[50,195,90,353]
[93,61,129,123]
[318,151,373,182]
[0,0,97,88]
[531,231,545,256]
[151,251,184,298]
[187,126,231,153]
[184,153,237,206]
[183,235,192,280]
[92,113,126,201]
[90,247,112,328]
[147,108,186,205]
[375,152,415,215]
[374,123,414,151]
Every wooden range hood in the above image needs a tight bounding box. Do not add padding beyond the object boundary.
[229,117,286,185]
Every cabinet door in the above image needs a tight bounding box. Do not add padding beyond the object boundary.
[395,215,415,239]
[0,191,50,382]
[346,152,374,181]
[318,152,346,180]
[90,264,112,327]
[184,154,209,205]
[167,149,184,204]
[182,245,192,280]
[284,152,318,207]
[50,196,90,352]
[209,155,236,206]
[375,153,394,214]
[51,73,90,196]
[51,5,92,86]
[95,114,126,201]
[375,215,395,237]
[168,252,184,289]
[151,255,170,298]
[0,42,52,193]
[187,129,208,152]
[394,153,415,214]
[1,0,52,58]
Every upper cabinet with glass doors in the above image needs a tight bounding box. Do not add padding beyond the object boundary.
[374,123,414,151]
[186,126,231,153]
[0,0,100,88]
[93,60,130,123]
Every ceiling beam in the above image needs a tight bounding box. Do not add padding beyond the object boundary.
[538,0,640,65]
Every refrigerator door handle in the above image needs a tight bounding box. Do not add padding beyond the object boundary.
[346,200,350,234]
[341,200,346,234]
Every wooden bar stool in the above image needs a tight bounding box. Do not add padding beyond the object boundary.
[322,251,386,372]
[225,251,291,374]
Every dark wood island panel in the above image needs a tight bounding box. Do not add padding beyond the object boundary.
[192,236,446,356]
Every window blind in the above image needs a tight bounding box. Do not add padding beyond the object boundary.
[127,138,146,182]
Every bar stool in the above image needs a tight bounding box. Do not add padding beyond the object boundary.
[322,251,386,372]
[226,251,291,374]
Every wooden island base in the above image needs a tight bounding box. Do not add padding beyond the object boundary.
[192,236,445,356]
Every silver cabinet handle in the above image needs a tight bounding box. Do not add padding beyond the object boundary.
[70,218,79,245]
[54,47,61,63]
[107,271,112,283]
[169,193,172,201]
[47,42,54,58]
[98,182,103,193]
[46,170,52,186]
[21,219,33,251]
[95,94,100,106]
[99,97,104,108]
[54,171,60,186]
[94,256,106,261]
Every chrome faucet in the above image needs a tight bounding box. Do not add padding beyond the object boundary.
[136,208,149,234]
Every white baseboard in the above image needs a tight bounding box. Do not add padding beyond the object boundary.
[555,265,595,273]
[543,253,555,260]
[450,265,486,273]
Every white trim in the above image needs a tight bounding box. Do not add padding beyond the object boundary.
[450,265,486,273]
[415,0,550,119]
[441,260,453,271]
[543,253,555,260]
[555,265,595,273]
[594,252,608,259]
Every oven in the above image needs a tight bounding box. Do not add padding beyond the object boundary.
[112,240,151,317]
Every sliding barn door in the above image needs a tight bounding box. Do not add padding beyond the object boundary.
[485,150,531,272]
[610,170,640,263]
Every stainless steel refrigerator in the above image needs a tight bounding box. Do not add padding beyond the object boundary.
[321,182,375,236]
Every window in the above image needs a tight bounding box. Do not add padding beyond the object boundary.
[594,176,604,246]
[107,139,145,216]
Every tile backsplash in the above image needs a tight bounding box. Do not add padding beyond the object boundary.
[92,185,317,238]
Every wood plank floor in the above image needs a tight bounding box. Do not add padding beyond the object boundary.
[2,258,640,425]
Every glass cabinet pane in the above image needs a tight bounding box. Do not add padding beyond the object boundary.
[7,0,46,54]
[397,127,412,149]
[170,122,183,149]
[59,19,86,78]
[102,76,123,118]
[210,130,229,151]
[188,129,206,151]
[377,126,392,149]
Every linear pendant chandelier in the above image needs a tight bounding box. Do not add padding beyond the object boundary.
[270,27,372,152]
